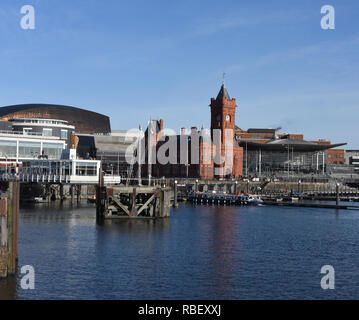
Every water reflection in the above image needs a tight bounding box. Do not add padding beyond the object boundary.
[5,201,359,299]
[98,217,170,231]
[197,205,239,298]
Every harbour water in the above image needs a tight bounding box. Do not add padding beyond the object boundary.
[1,201,359,299]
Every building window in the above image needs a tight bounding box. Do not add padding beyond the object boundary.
[42,143,64,160]
[61,130,68,140]
[23,128,32,135]
[43,128,52,137]
[76,162,97,176]
[0,140,17,158]
[19,141,41,158]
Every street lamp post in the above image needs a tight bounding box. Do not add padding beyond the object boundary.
[186,164,190,178]
[138,125,142,186]
[117,151,120,176]
[174,180,178,207]
[287,143,290,178]
[5,154,7,177]
[258,148,262,177]
[245,140,248,178]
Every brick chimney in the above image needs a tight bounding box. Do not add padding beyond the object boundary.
[159,119,164,132]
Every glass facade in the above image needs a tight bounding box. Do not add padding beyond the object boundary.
[0,137,65,160]
[244,149,326,174]
[0,140,17,158]
[18,141,41,158]
[42,143,64,159]
[76,162,97,176]
[21,160,99,179]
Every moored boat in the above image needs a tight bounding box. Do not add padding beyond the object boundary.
[246,194,264,206]
[188,191,264,206]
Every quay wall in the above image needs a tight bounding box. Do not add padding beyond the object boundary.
[166,179,359,198]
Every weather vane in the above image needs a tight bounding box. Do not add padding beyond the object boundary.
[222,72,226,85]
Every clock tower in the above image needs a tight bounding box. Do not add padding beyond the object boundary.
[210,81,242,178]
[210,82,237,142]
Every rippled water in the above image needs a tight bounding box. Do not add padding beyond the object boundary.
[1,201,359,299]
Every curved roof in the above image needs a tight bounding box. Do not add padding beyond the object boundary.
[0,104,111,134]
[238,138,346,152]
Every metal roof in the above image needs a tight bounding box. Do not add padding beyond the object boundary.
[216,84,231,100]
[247,128,276,134]
[238,138,347,152]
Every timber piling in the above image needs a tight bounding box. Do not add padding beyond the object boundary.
[96,185,172,220]
[0,182,20,278]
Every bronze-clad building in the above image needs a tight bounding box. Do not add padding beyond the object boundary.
[0,104,111,134]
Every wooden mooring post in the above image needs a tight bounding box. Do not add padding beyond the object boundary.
[0,182,20,278]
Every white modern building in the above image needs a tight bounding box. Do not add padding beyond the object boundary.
[9,118,75,147]
[0,131,66,173]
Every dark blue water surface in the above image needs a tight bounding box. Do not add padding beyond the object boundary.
[1,201,359,299]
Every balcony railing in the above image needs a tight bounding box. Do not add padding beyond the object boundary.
[0,130,60,139]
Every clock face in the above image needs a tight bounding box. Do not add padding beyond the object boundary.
[226,115,231,121]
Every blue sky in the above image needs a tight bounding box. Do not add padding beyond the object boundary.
[0,0,358,148]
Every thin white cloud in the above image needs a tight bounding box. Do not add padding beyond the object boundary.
[191,9,307,37]
[226,33,359,74]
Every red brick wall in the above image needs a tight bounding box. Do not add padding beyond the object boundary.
[327,149,344,164]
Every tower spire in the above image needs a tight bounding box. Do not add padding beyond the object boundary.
[216,74,230,100]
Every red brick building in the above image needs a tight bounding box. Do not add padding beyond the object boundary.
[143,83,243,179]
[140,81,345,178]
[210,83,243,178]
[326,149,345,165]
